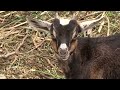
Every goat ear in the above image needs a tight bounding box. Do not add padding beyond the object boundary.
[79,15,104,32]
[26,16,51,32]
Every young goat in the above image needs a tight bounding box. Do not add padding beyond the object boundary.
[27,14,120,79]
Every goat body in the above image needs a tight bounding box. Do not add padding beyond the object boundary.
[59,34,120,79]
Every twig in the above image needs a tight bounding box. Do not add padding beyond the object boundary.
[26,39,45,53]
[0,33,43,58]
[47,18,55,22]
[0,18,2,21]
[12,21,27,28]
[98,21,105,33]
[0,11,5,14]
[39,73,52,79]
[26,37,51,54]
[81,11,104,19]
[97,11,106,33]
[3,11,16,17]
[8,55,18,69]
[0,51,16,58]
[0,31,20,40]
[73,11,79,17]
[44,57,55,68]
[15,34,29,53]
[40,11,48,15]
[29,69,52,79]
[0,21,27,31]
[0,74,6,79]
[105,15,110,36]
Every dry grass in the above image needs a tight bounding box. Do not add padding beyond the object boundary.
[0,11,119,79]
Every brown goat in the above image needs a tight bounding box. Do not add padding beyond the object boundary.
[27,14,120,79]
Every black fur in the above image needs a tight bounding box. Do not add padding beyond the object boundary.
[58,34,120,79]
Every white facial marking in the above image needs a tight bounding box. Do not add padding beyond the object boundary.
[59,18,70,25]
[71,26,77,39]
[72,29,76,39]
[53,30,56,37]
[60,43,67,50]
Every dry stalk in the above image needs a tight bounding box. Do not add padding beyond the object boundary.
[0,31,20,40]
[81,11,104,19]
[26,39,46,53]
[8,55,18,69]
[98,11,106,33]
[105,15,110,36]
[0,51,16,58]
[39,73,52,79]
[0,11,5,14]
[1,21,27,31]
[43,57,55,68]
[98,21,105,33]
[0,34,28,58]
[12,21,27,28]
[40,11,48,15]
[3,11,16,17]
[15,34,29,53]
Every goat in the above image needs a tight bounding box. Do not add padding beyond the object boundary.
[26,14,120,79]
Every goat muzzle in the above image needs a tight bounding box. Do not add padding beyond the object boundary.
[57,47,69,61]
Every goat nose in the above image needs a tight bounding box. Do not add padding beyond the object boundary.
[59,49,68,55]
[59,43,68,55]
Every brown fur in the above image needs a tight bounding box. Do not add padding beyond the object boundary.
[69,40,78,54]
[51,39,58,53]
[90,68,104,79]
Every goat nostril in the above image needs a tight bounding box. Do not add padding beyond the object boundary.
[59,49,68,56]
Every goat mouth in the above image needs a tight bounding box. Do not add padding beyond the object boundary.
[60,56,69,60]
[56,53,70,61]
